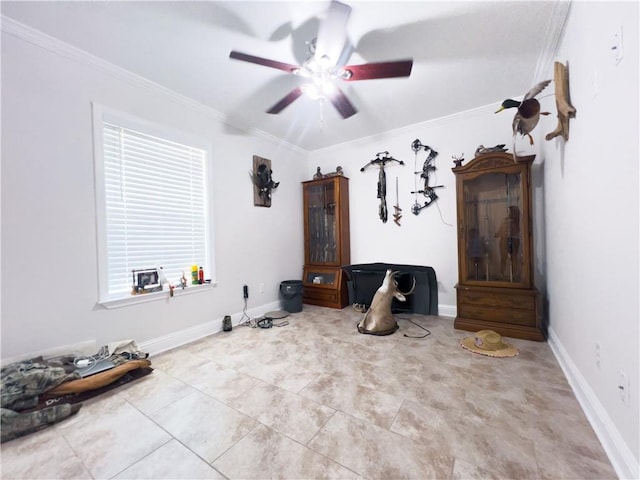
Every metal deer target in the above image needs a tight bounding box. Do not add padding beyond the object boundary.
[410,139,443,215]
[360,151,405,223]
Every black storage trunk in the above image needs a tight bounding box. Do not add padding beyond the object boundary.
[343,263,438,315]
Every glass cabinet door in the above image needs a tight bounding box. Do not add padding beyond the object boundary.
[304,268,337,286]
[461,171,528,285]
[306,181,338,264]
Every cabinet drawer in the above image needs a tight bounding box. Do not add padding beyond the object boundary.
[304,287,338,303]
[457,288,535,310]
[303,285,346,308]
[458,304,536,326]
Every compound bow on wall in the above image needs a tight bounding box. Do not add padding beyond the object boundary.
[410,139,443,215]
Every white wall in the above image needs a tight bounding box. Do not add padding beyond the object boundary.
[1,25,307,360]
[538,2,639,478]
[308,105,521,314]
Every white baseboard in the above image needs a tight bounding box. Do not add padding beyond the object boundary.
[139,300,281,356]
[1,340,98,367]
[547,327,639,480]
[438,304,456,318]
[0,302,283,365]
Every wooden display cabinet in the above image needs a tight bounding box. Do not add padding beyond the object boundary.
[452,153,544,341]
[302,176,350,308]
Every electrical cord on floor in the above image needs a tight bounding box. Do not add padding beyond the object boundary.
[256,317,289,329]
[237,298,289,329]
[237,297,256,328]
[353,315,432,339]
[396,316,432,338]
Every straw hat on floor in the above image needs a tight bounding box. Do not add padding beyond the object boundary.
[460,330,519,358]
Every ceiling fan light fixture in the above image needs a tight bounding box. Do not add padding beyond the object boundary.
[300,55,337,76]
[301,80,336,100]
[297,52,340,101]
[320,81,337,97]
[303,57,319,74]
[229,1,411,119]
[317,54,333,70]
[301,83,322,100]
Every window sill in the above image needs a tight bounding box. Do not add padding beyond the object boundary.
[98,282,217,309]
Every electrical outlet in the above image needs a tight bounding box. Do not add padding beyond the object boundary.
[612,24,624,65]
[243,285,249,299]
[618,370,630,404]
[595,343,601,368]
[259,283,265,294]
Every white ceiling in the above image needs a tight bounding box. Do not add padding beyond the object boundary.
[2,1,559,151]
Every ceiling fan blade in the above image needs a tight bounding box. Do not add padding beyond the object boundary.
[341,60,413,81]
[329,87,357,119]
[266,87,304,114]
[229,51,299,74]
[314,0,352,65]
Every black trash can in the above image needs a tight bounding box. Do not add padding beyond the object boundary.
[280,280,303,313]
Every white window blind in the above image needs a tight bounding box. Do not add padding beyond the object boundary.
[101,121,209,299]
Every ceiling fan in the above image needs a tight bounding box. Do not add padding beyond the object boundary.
[229,0,413,119]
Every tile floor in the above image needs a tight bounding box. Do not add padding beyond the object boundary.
[1,306,617,479]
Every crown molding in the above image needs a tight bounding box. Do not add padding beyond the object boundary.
[532,0,572,82]
[1,15,308,156]
[309,101,498,155]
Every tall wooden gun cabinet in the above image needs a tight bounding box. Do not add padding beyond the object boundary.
[302,176,350,309]
[452,153,544,341]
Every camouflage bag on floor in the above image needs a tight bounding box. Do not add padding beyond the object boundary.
[1,358,79,411]
[1,404,81,443]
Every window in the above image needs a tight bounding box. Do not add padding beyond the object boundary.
[93,105,214,306]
